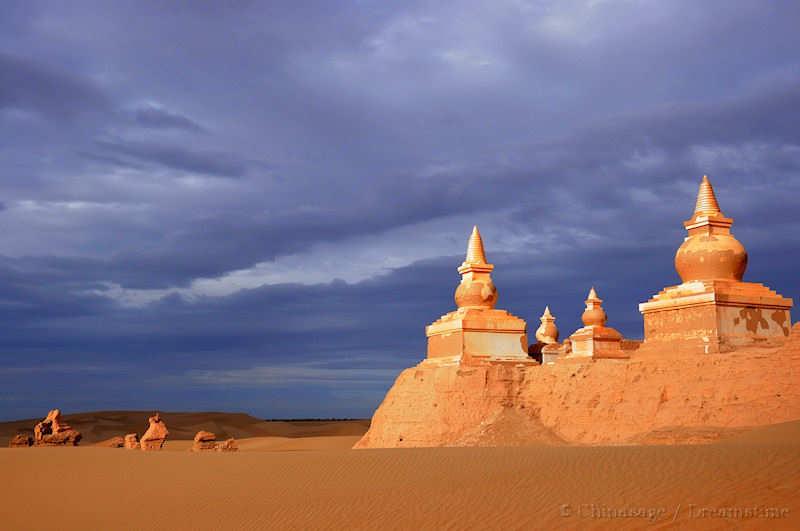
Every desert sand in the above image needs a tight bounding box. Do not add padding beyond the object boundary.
[1,413,798,530]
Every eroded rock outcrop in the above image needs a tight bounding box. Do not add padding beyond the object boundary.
[140,413,168,451]
[191,430,238,452]
[95,436,125,448]
[216,438,238,452]
[124,433,139,449]
[192,430,217,451]
[33,409,82,446]
[9,433,33,448]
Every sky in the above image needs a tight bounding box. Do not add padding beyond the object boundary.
[1,0,798,420]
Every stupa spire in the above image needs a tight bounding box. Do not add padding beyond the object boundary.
[587,286,600,302]
[693,175,722,216]
[465,225,487,264]
[455,226,496,309]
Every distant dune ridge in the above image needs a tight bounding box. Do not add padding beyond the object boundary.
[0,411,369,447]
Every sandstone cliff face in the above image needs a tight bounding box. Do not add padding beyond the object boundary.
[355,324,800,448]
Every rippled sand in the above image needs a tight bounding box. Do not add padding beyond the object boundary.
[1,418,798,530]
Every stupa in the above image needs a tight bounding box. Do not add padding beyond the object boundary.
[535,306,558,344]
[566,287,627,359]
[530,306,561,363]
[639,176,793,353]
[425,226,534,365]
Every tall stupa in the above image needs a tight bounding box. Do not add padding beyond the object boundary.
[425,226,534,365]
[639,176,793,353]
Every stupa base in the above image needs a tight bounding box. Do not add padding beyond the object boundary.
[640,280,792,354]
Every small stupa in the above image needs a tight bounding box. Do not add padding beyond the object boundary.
[566,287,627,359]
[536,306,559,344]
[425,226,534,365]
[639,176,793,353]
[530,306,561,363]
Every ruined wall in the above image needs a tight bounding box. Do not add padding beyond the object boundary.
[355,324,800,448]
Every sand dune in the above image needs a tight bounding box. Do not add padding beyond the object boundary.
[0,410,370,445]
[1,420,798,530]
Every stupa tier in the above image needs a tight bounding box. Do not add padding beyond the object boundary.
[425,226,535,365]
[639,176,793,353]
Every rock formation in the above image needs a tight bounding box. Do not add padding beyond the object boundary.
[33,409,82,446]
[9,433,33,448]
[191,431,238,452]
[192,430,218,451]
[356,177,798,448]
[95,436,125,448]
[140,413,168,450]
[124,433,139,449]
[216,438,238,452]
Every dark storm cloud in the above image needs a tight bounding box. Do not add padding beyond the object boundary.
[93,138,247,178]
[0,52,108,119]
[0,0,798,419]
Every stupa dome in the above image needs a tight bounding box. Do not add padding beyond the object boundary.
[674,176,748,282]
[581,287,607,327]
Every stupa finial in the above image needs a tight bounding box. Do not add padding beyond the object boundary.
[693,175,722,216]
[587,286,600,302]
[465,225,488,264]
